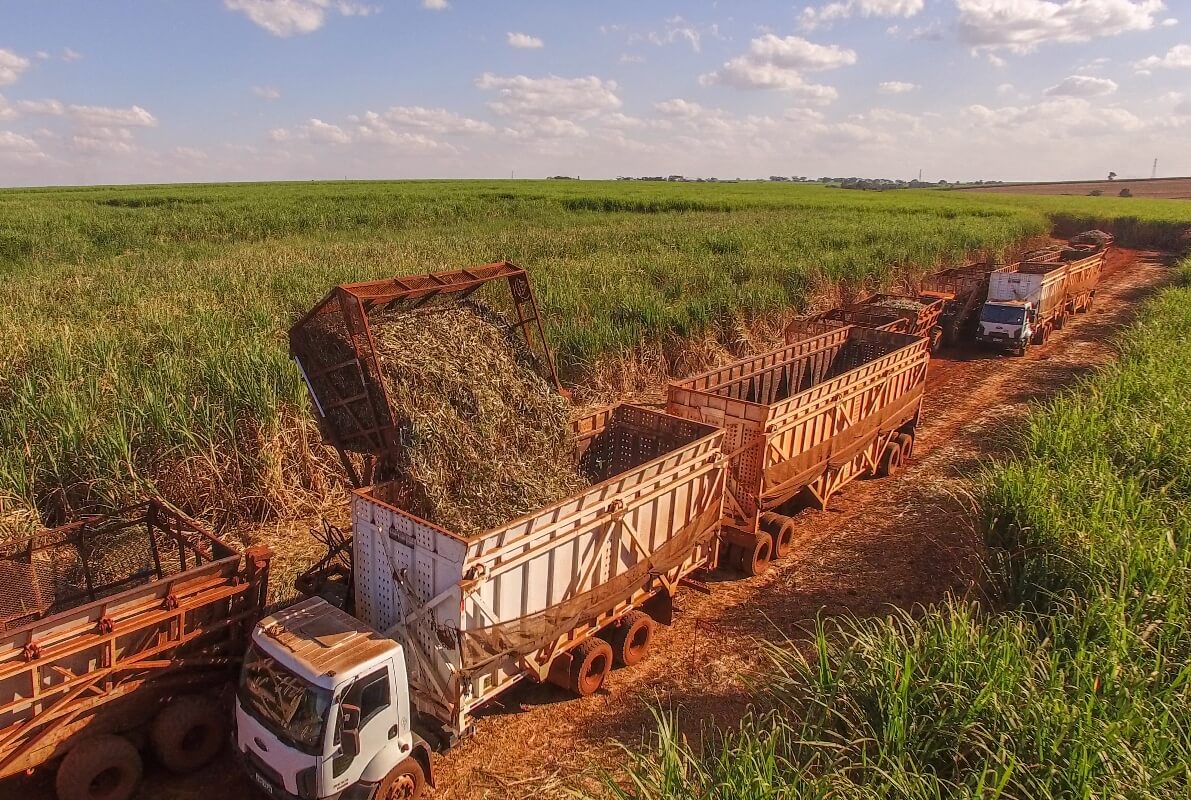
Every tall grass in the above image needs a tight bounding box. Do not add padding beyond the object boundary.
[601,259,1191,799]
[0,180,1187,525]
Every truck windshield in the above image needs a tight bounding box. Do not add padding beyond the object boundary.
[981,305,1026,325]
[238,643,332,755]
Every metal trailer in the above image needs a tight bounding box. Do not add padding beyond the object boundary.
[0,500,271,800]
[288,261,559,490]
[233,404,725,800]
[921,262,1020,346]
[666,325,930,576]
[1058,250,1106,317]
[349,403,725,740]
[844,293,947,351]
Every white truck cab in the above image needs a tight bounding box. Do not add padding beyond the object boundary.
[977,300,1035,353]
[234,597,432,800]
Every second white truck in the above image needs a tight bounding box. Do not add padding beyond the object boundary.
[233,404,726,800]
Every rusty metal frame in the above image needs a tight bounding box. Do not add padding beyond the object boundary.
[289,262,559,488]
[0,502,272,779]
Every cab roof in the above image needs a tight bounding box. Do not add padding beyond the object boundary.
[255,596,397,683]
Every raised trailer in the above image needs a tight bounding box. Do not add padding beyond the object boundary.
[667,325,929,576]
[0,500,270,800]
[233,404,725,799]
[921,262,1020,346]
[288,261,559,489]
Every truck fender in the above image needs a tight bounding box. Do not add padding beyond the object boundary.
[357,733,435,788]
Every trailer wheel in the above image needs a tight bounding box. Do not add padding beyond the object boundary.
[761,513,797,559]
[378,756,426,800]
[150,695,225,774]
[1054,313,1065,330]
[609,610,655,668]
[876,440,903,478]
[896,432,914,461]
[553,638,613,696]
[55,735,143,800]
[736,532,772,576]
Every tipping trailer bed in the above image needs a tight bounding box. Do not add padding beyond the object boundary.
[666,325,929,564]
[0,500,271,780]
[921,262,1020,346]
[289,262,559,489]
[350,404,725,738]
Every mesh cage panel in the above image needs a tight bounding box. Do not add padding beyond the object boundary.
[0,501,232,633]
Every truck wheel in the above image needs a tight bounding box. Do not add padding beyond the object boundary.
[876,440,903,478]
[608,610,655,668]
[55,735,143,800]
[378,756,426,800]
[736,532,772,576]
[150,695,225,774]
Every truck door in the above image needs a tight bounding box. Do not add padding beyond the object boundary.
[331,665,400,790]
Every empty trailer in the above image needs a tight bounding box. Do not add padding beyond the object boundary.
[666,325,930,575]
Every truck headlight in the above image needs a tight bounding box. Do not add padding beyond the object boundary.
[296,765,317,800]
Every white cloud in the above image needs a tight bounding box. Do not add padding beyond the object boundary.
[996,82,1015,94]
[62,48,83,62]
[0,49,31,86]
[1160,17,1177,26]
[644,16,711,52]
[965,97,1144,136]
[253,85,282,100]
[224,0,374,37]
[507,32,544,49]
[17,99,66,115]
[1135,43,1191,69]
[68,104,157,128]
[475,73,622,118]
[655,98,708,118]
[34,51,49,60]
[422,0,448,8]
[801,0,924,30]
[0,130,47,163]
[957,0,1166,54]
[878,80,919,93]
[700,34,854,99]
[619,53,645,64]
[1044,75,1118,96]
[359,106,492,135]
[0,95,16,121]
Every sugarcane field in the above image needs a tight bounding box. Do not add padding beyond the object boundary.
[3,4,1191,800]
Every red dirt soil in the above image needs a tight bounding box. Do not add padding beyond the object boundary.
[7,248,1169,800]
[959,176,1191,199]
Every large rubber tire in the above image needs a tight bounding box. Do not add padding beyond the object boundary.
[608,610,655,668]
[735,532,772,576]
[150,695,226,774]
[1055,312,1065,330]
[377,756,426,800]
[562,638,613,696]
[896,432,914,462]
[55,735,143,800]
[876,439,903,478]
[928,326,944,354]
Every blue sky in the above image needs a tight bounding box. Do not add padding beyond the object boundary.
[0,0,1188,186]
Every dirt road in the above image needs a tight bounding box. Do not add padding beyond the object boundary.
[8,249,1168,800]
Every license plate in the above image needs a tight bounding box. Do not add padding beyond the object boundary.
[252,772,274,795]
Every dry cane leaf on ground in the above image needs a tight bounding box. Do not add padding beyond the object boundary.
[369,302,588,538]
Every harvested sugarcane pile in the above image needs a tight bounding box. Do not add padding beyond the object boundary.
[368,302,587,538]
[875,296,925,312]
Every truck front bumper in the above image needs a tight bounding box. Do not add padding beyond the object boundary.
[235,746,380,800]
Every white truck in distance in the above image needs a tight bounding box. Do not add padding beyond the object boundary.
[976,266,1065,355]
[233,404,726,800]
